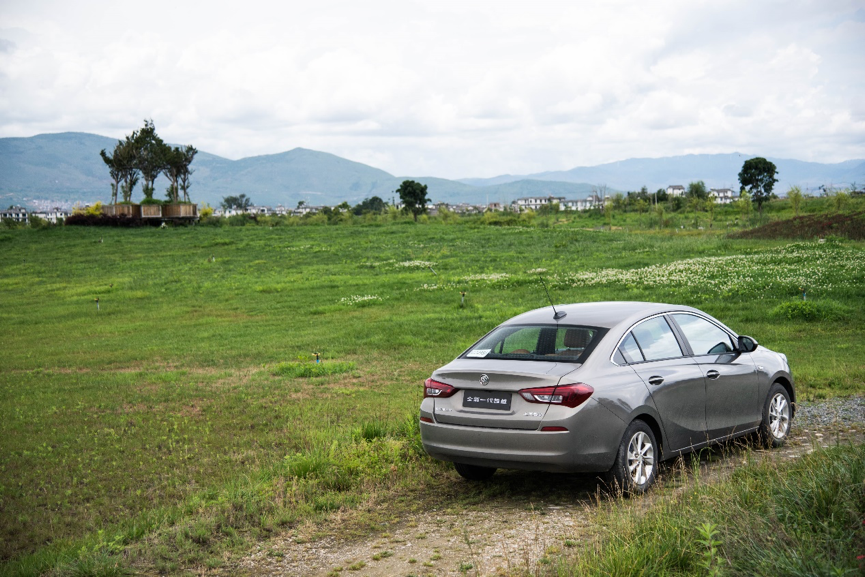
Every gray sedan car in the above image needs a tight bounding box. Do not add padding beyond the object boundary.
[419,302,794,493]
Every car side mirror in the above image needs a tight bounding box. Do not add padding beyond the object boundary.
[737,335,758,353]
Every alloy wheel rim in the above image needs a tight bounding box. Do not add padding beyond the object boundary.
[769,393,790,439]
[626,431,654,486]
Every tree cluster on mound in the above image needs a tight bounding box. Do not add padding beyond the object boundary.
[99,120,197,205]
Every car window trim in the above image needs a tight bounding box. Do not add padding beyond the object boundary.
[664,313,694,357]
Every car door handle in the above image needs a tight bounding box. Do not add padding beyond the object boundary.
[648,376,664,386]
[706,370,720,380]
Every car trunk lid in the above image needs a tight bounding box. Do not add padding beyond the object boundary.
[430,359,578,430]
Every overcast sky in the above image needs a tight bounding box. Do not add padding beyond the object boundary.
[1,1,863,178]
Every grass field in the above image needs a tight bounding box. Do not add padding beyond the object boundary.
[1,221,863,574]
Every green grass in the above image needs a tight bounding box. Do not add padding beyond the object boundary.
[554,442,865,576]
[0,222,863,574]
[273,360,357,377]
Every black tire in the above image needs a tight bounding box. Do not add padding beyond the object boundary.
[454,462,496,481]
[759,383,792,448]
[606,420,658,495]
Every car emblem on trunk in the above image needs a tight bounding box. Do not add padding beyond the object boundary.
[479,374,490,386]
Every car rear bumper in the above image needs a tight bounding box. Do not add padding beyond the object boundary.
[420,400,623,473]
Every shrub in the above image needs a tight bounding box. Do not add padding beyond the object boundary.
[769,300,850,322]
[27,215,49,229]
[85,201,104,216]
[227,213,254,226]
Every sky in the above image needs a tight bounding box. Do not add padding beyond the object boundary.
[1,0,863,179]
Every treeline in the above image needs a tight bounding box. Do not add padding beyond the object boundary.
[99,120,197,205]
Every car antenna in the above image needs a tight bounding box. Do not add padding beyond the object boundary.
[538,274,566,320]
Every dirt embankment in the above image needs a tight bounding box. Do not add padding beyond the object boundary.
[228,397,864,577]
[729,210,865,240]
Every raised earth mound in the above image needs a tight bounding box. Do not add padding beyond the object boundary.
[730,210,865,240]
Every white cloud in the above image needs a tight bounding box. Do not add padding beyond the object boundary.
[0,0,863,178]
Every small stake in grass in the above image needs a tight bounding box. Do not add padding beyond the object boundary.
[94,297,100,312]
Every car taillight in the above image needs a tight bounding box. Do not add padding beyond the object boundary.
[424,378,457,398]
[519,384,593,408]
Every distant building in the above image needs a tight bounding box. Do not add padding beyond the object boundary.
[666,185,686,197]
[31,207,70,223]
[513,196,567,211]
[561,194,603,211]
[0,206,28,223]
[709,188,736,204]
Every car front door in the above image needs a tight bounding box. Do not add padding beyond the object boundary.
[669,313,760,441]
[618,315,708,452]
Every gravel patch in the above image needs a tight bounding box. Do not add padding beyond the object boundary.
[795,396,864,429]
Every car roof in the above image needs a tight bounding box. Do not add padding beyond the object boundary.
[501,301,701,330]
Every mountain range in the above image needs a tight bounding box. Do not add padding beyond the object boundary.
[1,132,863,209]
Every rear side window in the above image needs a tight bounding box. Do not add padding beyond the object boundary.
[616,333,644,364]
[671,314,735,355]
[630,316,683,361]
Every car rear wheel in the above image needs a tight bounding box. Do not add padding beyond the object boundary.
[607,420,657,495]
[759,383,791,448]
[454,462,497,481]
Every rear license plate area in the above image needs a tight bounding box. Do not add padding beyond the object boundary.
[462,390,512,411]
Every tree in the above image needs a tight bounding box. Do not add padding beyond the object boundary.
[176,145,197,202]
[704,198,716,229]
[686,180,708,200]
[99,148,123,204]
[737,191,753,224]
[396,180,429,221]
[538,201,560,215]
[101,136,139,203]
[133,119,170,201]
[787,186,803,216]
[738,157,778,217]
[655,203,665,229]
[634,199,649,227]
[832,190,850,212]
[164,147,184,203]
[221,194,252,211]
[687,195,703,228]
[352,196,386,215]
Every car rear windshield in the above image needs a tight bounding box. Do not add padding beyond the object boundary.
[461,324,607,363]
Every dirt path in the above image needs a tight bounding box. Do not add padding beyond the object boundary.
[229,412,862,577]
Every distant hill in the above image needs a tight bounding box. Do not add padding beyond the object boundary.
[0,132,599,208]
[460,153,865,194]
[2,132,862,209]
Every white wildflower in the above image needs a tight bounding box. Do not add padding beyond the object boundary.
[339,294,383,305]
[395,260,435,268]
